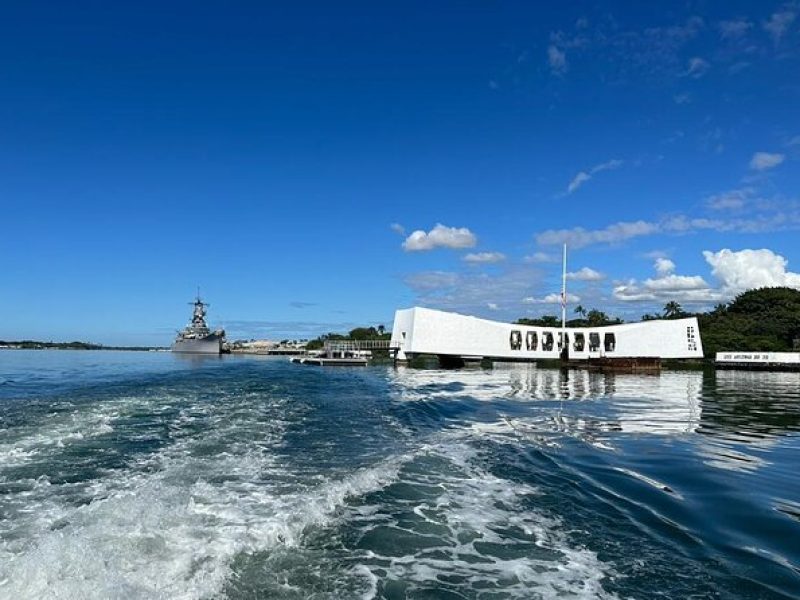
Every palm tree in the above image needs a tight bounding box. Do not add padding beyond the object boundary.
[574,304,587,318]
[663,301,684,319]
[377,324,385,336]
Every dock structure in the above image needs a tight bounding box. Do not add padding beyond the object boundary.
[323,339,391,353]
[716,352,800,371]
[290,339,391,367]
[389,307,703,368]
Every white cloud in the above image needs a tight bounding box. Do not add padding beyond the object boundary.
[673,92,691,105]
[536,209,800,249]
[523,252,557,263]
[706,188,753,211]
[402,224,477,251]
[390,223,406,235]
[548,45,567,74]
[685,56,710,78]
[487,303,500,311]
[614,249,800,304]
[463,252,506,264]
[566,267,604,281]
[749,152,785,171]
[566,159,624,194]
[654,257,675,275]
[536,220,659,248]
[613,257,717,303]
[643,273,710,292]
[718,18,753,39]
[523,293,581,304]
[764,9,796,44]
[703,248,800,292]
[788,135,800,147]
[567,172,591,194]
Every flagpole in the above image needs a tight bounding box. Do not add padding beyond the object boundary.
[561,243,567,360]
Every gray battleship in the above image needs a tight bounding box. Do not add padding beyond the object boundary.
[171,296,226,354]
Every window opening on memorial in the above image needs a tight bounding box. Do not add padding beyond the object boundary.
[542,332,554,351]
[574,333,585,351]
[510,330,522,350]
[604,333,616,352]
[525,331,538,351]
[589,333,600,352]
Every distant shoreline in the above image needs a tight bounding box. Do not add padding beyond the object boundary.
[0,341,166,352]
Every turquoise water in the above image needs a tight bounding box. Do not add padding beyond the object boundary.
[1,350,799,599]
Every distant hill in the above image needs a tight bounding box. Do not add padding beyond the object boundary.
[698,287,800,357]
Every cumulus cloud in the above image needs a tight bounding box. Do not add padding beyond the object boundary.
[749,152,785,171]
[654,257,676,275]
[613,257,717,303]
[487,303,500,311]
[463,252,506,264]
[764,8,796,44]
[523,293,581,304]
[566,159,624,194]
[614,249,800,304]
[643,274,710,292]
[703,248,800,291]
[685,56,710,78]
[390,223,406,235]
[548,45,567,74]
[566,267,604,281]
[402,224,477,251]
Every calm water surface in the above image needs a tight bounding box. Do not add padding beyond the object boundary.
[0,350,798,599]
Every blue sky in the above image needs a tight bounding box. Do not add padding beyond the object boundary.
[1,1,799,345]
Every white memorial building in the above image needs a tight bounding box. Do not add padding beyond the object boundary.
[389,306,703,367]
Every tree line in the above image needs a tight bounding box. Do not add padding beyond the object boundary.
[305,325,390,351]
[516,287,800,358]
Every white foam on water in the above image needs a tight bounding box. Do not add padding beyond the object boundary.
[348,439,618,599]
[0,393,411,600]
[0,408,118,469]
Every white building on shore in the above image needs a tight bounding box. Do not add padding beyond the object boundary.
[389,307,703,367]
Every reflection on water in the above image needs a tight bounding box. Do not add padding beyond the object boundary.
[386,364,800,598]
[389,364,800,473]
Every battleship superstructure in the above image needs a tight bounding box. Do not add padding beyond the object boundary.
[171,296,226,354]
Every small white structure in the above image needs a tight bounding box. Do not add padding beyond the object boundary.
[390,307,703,365]
[716,351,800,370]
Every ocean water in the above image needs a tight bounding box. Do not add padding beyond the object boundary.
[0,351,798,599]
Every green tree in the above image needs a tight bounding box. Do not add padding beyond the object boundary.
[662,301,686,319]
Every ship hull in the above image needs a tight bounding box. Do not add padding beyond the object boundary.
[171,335,223,354]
